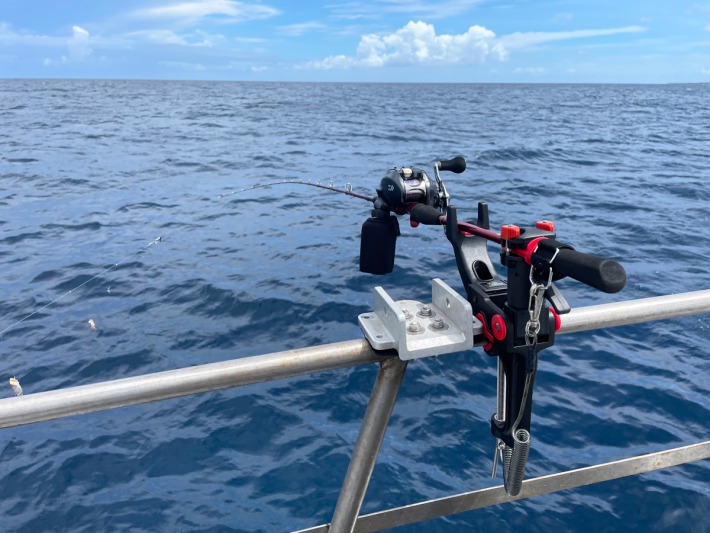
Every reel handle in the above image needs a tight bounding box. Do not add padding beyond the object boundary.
[438,156,466,174]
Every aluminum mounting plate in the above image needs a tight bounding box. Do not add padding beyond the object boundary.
[358,279,480,360]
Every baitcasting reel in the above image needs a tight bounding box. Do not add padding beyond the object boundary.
[359,156,465,275]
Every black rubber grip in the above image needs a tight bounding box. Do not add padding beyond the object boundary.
[438,156,466,174]
[409,203,443,225]
[553,247,626,294]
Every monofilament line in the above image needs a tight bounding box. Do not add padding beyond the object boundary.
[0,235,163,338]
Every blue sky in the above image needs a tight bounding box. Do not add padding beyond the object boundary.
[1,1,710,82]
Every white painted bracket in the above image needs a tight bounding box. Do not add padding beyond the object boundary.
[358,279,480,360]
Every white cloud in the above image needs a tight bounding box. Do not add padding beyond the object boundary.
[514,66,547,75]
[192,29,226,46]
[42,25,92,66]
[0,22,61,46]
[308,21,646,70]
[308,21,506,69]
[125,29,189,45]
[330,0,485,21]
[1,22,94,66]
[160,60,207,71]
[68,25,92,60]
[120,28,226,47]
[500,26,645,50]
[234,36,267,43]
[278,21,326,37]
[132,0,279,23]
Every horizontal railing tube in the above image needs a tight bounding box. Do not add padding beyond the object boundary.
[295,440,710,533]
[0,290,708,430]
[0,340,389,429]
[558,289,710,334]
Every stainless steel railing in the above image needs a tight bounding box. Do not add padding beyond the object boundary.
[2,290,708,429]
[0,338,384,429]
[297,440,710,533]
[1,289,709,532]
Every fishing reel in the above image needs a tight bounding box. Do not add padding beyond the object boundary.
[359,156,465,275]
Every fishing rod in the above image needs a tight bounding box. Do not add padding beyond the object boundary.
[356,155,626,496]
[3,175,376,328]
[2,176,375,339]
[0,167,497,346]
[218,178,376,202]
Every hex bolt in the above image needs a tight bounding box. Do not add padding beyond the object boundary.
[407,321,422,333]
[431,317,445,330]
[420,305,432,317]
[402,308,413,320]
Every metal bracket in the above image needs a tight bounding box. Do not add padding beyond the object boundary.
[358,279,480,360]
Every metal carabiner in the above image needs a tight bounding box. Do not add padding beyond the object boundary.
[525,268,553,345]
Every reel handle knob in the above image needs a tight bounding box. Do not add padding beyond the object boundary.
[438,156,466,174]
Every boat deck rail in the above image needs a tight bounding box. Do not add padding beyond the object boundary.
[1,289,709,532]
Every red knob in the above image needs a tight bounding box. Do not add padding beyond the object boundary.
[501,225,521,240]
[536,220,555,232]
[491,314,507,341]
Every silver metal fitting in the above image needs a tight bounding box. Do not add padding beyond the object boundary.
[418,305,433,317]
[358,279,481,360]
[407,321,422,333]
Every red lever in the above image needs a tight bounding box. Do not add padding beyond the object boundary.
[476,312,494,352]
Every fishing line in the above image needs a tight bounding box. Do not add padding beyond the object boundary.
[0,235,163,338]
[217,178,375,202]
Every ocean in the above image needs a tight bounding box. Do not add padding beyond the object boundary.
[0,79,708,532]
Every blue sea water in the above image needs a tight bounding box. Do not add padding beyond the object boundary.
[0,79,708,532]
